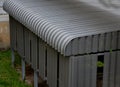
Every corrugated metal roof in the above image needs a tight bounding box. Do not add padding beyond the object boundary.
[3,0,120,56]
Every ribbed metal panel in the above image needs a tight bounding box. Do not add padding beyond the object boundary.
[91,54,97,87]
[109,52,116,87]
[71,57,78,87]
[59,55,71,87]
[105,32,111,51]
[103,52,110,87]
[99,34,105,52]
[16,21,20,54]
[24,28,30,64]
[16,21,24,57]
[81,54,97,87]
[85,36,92,53]
[77,56,85,87]
[47,46,58,87]
[30,32,38,70]
[59,54,97,87]
[78,37,85,54]
[115,51,120,87]
[9,16,14,50]
[4,0,120,56]
[92,35,99,52]
[118,31,120,49]
[84,55,92,87]
[103,51,120,87]
[66,32,120,56]
[9,16,17,51]
[38,39,46,79]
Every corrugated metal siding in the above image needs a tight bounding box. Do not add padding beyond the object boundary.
[6,1,120,87]
[9,17,120,87]
[47,47,58,87]
[103,51,120,87]
[9,16,17,51]
[59,54,97,87]
[24,28,31,64]
[66,32,120,56]
[59,55,71,87]
[115,51,120,87]
[38,39,46,79]
[30,32,38,70]
[118,32,120,49]
[4,0,120,56]
[16,21,24,57]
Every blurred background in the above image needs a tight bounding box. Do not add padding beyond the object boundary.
[0,0,9,50]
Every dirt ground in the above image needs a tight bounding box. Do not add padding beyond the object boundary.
[16,64,49,87]
[0,21,10,50]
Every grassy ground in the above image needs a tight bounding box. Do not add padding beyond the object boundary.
[0,50,31,87]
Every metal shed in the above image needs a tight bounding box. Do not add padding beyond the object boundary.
[3,0,120,87]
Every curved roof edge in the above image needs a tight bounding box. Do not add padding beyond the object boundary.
[3,0,120,56]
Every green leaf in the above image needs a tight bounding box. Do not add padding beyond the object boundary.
[97,61,104,67]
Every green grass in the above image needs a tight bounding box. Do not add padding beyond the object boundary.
[0,50,31,87]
